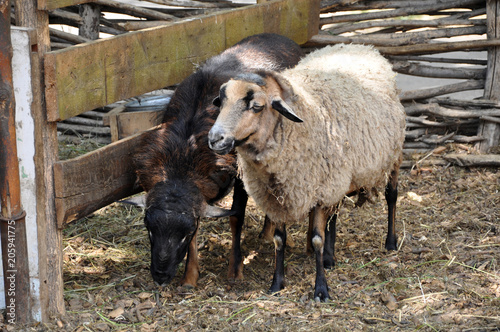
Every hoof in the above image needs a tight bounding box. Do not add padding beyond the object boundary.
[314,295,330,303]
[385,238,398,251]
[227,274,243,285]
[268,282,284,295]
[385,232,398,251]
[227,268,244,282]
[180,276,197,289]
[313,291,330,302]
[323,256,336,269]
[314,283,330,302]
[181,283,195,290]
[228,255,244,282]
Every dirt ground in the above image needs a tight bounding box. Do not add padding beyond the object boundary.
[9,163,500,331]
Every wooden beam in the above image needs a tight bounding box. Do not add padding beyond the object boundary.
[391,60,486,79]
[320,0,484,25]
[38,0,239,11]
[50,28,91,44]
[377,38,500,55]
[306,34,500,55]
[326,18,486,35]
[38,0,93,11]
[148,0,240,8]
[476,0,500,152]
[444,153,500,167]
[399,79,485,101]
[105,107,166,142]
[44,0,319,121]
[310,26,487,47]
[95,0,179,21]
[53,129,150,227]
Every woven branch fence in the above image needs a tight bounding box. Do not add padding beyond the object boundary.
[313,0,500,159]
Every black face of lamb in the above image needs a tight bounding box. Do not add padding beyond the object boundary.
[145,181,201,286]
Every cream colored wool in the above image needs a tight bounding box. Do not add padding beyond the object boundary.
[237,44,406,225]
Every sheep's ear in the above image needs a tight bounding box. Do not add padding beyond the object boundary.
[271,99,303,123]
[264,72,303,122]
[269,72,295,103]
[213,96,221,107]
[203,203,235,218]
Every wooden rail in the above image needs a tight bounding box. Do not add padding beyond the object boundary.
[53,129,147,227]
[39,0,93,10]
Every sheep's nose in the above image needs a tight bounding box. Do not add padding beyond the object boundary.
[208,125,234,155]
[208,126,225,148]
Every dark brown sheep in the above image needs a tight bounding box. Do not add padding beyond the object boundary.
[134,33,304,287]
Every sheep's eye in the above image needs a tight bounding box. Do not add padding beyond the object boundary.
[252,104,264,113]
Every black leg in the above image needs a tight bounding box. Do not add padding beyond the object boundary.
[269,223,286,294]
[323,213,337,269]
[385,170,399,251]
[228,178,248,280]
[311,206,330,301]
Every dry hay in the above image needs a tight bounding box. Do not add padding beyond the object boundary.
[58,139,106,161]
[19,166,500,331]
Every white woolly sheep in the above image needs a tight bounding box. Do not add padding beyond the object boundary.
[208,44,406,301]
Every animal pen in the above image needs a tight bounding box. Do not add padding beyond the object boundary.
[0,0,499,326]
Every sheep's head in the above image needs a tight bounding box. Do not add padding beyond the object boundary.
[145,179,234,286]
[208,72,302,155]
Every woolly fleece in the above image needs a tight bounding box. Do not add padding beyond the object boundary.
[237,44,406,225]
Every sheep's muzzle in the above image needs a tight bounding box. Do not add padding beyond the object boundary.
[208,124,235,155]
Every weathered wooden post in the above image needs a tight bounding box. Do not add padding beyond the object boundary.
[0,0,31,324]
[14,0,65,322]
[477,0,500,152]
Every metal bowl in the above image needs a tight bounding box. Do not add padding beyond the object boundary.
[125,95,172,112]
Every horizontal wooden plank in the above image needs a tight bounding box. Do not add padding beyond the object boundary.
[44,0,319,121]
[114,110,165,140]
[105,107,165,142]
[38,0,94,11]
[53,128,152,227]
